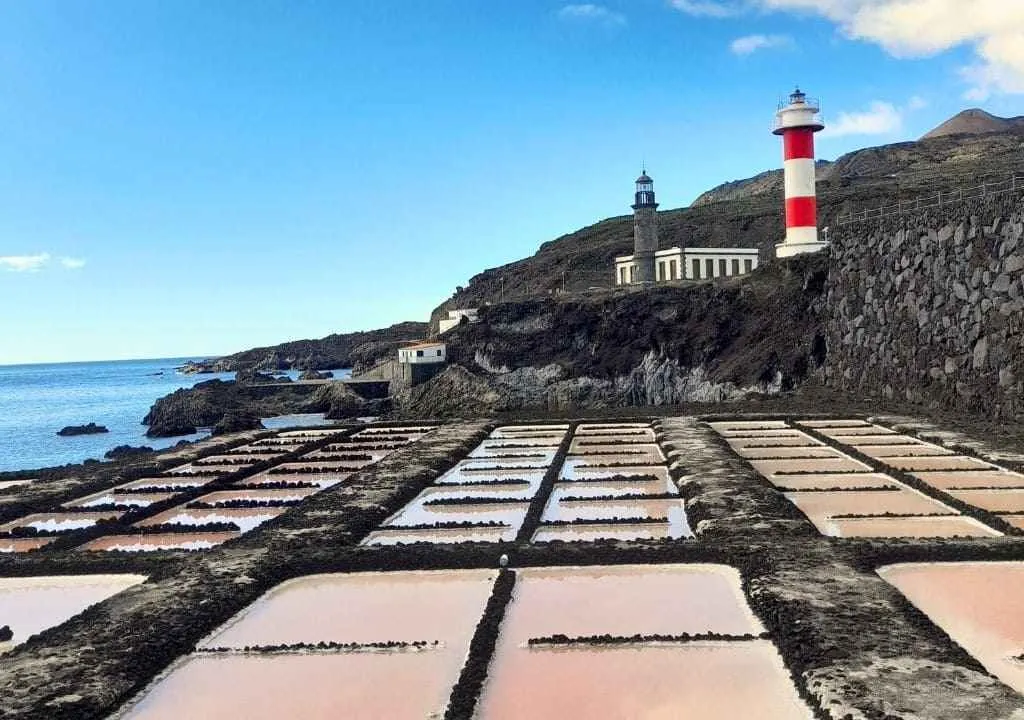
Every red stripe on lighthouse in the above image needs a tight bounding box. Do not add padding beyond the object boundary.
[785,196,817,228]
[783,129,815,160]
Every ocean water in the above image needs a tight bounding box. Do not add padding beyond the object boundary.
[0,358,350,473]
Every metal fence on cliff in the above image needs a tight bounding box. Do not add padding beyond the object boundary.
[836,173,1024,226]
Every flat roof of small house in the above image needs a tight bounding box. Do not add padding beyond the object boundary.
[401,342,446,350]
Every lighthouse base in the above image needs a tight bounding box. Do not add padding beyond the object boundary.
[775,240,828,259]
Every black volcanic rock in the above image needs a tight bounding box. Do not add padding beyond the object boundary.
[57,423,109,437]
[212,411,265,436]
[299,369,334,380]
[235,368,287,385]
[104,445,155,460]
[0,625,12,642]
[144,378,325,438]
[181,322,427,374]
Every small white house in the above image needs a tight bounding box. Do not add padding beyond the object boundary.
[615,246,760,285]
[438,308,480,335]
[398,342,447,364]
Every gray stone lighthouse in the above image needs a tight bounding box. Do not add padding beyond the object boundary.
[632,170,659,284]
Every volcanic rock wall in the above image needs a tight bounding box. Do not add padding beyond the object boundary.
[825,191,1024,418]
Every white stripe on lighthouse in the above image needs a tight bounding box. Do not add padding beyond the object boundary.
[783,158,816,201]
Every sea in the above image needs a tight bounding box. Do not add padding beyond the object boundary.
[0,358,351,473]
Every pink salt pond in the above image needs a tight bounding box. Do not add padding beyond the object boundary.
[734,446,844,460]
[826,515,1001,538]
[363,525,517,545]
[64,491,176,510]
[476,642,813,720]
[118,476,216,491]
[709,420,790,431]
[784,489,959,536]
[879,562,1024,694]
[201,569,495,648]
[947,489,1024,513]
[79,532,239,552]
[749,457,871,476]
[560,464,671,484]
[0,537,55,553]
[912,470,1024,490]
[854,443,953,458]
[0,574,145,651]
[383,500,529,531]
[726,436,822,449]
[769,473,900,491]
[549,478,672,500]
[137,507,287,533]
[532,523,675,543]
[236,472,345,489]
[194,488,318,505]
[797,419,871,428]
[881,455,993,472]
[816,425,897,436]
[476,564,812,720]
[0,511,122,534]
[118,652,462,720]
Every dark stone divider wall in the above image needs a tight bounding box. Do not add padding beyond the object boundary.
[825,192,1024,418]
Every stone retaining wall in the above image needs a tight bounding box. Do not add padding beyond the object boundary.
[825,191,1024,417]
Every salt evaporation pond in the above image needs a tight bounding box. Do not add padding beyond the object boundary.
[118,476,216,491]
[119,570,496,719]
[768,472,899,491]
[948,489,1024,513]
[750,457,872,476]
[879,562,1024,693]
[0,511,122,533]
[0,574,145,650]
[855,443,953,458]
[727,436,823,448]
[912,470,1024,490]
[734,446,844,460]
[784,489,959,535]
[363,525,517,545]
[827,515,1001,538]
[476,564,812,719]
[816,425,897,436]
[884,456,993,472]
[383,500,529,530]
[118,652,462,720]
[0,538,54,553]
[560,463,672,484]
[532,522,677,543]
[138,507,287,533]
[797,419,871,428]
[65,490,175,509]
[79,531,239,552]
[202,569,495,648]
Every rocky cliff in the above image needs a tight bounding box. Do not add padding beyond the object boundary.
[180,321,428,373]
[402,254,828,417]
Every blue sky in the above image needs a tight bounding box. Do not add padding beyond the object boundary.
[1,0,1021,365]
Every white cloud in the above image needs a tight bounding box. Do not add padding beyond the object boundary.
[667,0,1024,98]
[907,95,928,110]
[670,0,741,17]
[0,253,50,272]
[59,257,86,270]
[821,100,903,137]
[730,33,793,55]
[558,4,627,26]
[757,0,1024,98]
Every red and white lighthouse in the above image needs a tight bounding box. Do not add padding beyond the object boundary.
[773,88,827,258]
